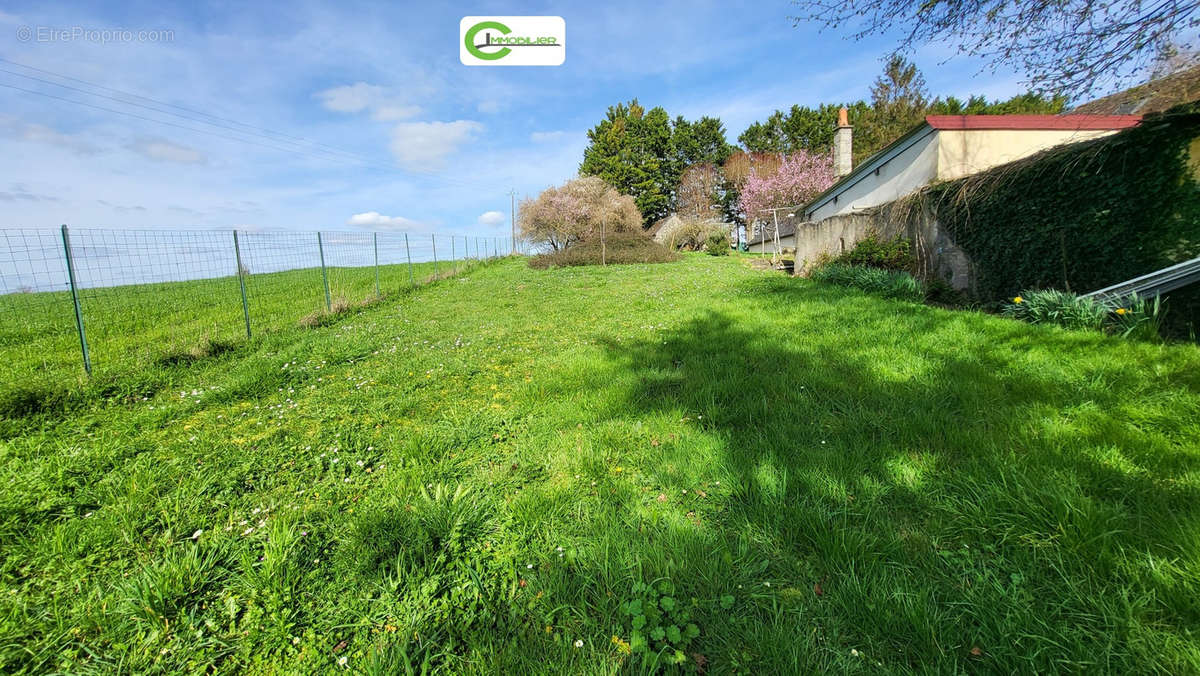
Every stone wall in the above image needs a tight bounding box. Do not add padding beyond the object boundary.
[792,204,974,291]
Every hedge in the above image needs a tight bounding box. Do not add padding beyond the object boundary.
[914,102,1200,307]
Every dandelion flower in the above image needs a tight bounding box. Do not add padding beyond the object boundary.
[1013,296,1024,304]
[1116,308,1128,315]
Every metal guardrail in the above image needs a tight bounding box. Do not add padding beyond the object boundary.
[1083,255,1200,304]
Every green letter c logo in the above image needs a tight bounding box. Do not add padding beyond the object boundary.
[465,21,512,60]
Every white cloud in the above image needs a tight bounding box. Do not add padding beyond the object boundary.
[346,210,422,230]
[477,210,505,227]
[316,82,420,121]
[0,116,99,155]
[372,104,422,121]
[126,137,207,164]
[389,120,482,170]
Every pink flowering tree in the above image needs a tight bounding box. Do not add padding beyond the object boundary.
[737,150,836,226]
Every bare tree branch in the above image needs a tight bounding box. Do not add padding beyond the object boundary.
[791,0,1199,96]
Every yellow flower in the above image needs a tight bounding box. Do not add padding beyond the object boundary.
[1115,308,1128,315]
[611,635,632,655]
[1013,296,1023,304]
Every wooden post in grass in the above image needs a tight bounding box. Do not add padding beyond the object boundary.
[373,232,380,298]
[432,234,439,278]
[317,231,331,311]
[60,224,91,375]
[601,217,607,266]
[233,230,252,339]
[404,233,414,286]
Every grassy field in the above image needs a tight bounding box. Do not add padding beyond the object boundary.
[2,253,1199,673]
[0,258,456,396]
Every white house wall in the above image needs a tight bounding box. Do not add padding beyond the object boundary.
[935,129,1120,180]
[807,129,939,222]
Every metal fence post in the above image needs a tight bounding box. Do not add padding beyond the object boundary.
[451,236,456,273]
[233,230,252,339]
[432,233,439,277]
[373,232,380,298]
[317,231,331,311]
[60,224,91,375]
[405,233,414,286]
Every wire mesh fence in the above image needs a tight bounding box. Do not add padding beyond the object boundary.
[0,226,516,384]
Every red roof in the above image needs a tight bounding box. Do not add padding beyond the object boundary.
[925,114,1142,131]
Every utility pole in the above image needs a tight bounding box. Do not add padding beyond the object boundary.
[507,188,517,253]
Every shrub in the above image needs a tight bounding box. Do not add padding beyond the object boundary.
[1006,289,1166,340]
[832,233,914,272]
[704,231,731,256]
[916,104,1200,304]
[518,176,642,251]
[655,215,728,251]
[1002,289,1108,331]
[528,231,679,268]
[924,275,967,306]
[809,263,925,302]
[1109,293,1164,341]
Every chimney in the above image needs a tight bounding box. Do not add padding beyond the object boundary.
[833,106,852,178]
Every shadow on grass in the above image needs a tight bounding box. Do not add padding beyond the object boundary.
[569,278,1200,672]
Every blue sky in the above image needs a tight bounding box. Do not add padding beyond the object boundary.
[0,0,1038,235]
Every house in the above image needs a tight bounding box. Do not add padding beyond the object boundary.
[802,112,1142,222]
[1069,63,1200,116]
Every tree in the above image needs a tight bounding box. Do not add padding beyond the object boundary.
[737,151,835,225]
[855,55,929,163]
[791,0,1200,95]
[518,176,641,251]
[736,56,1065,166]
[581,100,733,226]
[927,92,1067,115]
[740,103,873,155]
[719,151,783,228]
[673,116,733,167]
[676,163,722,218]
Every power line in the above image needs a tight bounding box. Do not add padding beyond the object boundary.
[0,81,396,169]
[0,66,376,166]
[0,60,490,189]
[0,57,374,161]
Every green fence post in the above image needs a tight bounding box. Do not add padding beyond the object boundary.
[373,232,380,298]
[233,230,252,339]
[405,233,414,286]
[60,224,91,375]
[317,231,331,311]
[432,233,439,278]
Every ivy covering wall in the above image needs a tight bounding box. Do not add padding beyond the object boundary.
[918,103,1200,311]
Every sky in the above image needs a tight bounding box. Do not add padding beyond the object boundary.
[0,0,1045,236]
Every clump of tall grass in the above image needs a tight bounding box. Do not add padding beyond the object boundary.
[1003,289,1164,340]
[809,263,925,302]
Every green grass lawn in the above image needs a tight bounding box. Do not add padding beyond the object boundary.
[0,258,454,392]
[2,254,1199,673]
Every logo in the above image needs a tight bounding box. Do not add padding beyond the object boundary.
[460,16,565,66]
